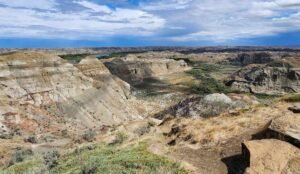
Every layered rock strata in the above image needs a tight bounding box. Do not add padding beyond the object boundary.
[104,55,191,85]
[0,52,140,137]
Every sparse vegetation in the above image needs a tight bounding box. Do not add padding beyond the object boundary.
[59,54,90,63]
[82,129,96,142]
[2,160,44,174]
[187,68,230,95]
[9,148,34,166]
[110,132,128,145]
[254,93,280,100]
[43,150,60,169]
[24,135,38,144]
[282,94,300,103]
[2,142,186,174]
[51,143,187,174]
[184,62,231,95]
[99,51,146,59]
[134,124,151,136]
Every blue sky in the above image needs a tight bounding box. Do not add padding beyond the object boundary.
[0,0,300,48]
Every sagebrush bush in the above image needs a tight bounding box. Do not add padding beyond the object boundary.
[43,150,60,169]
[9,148,33,166]
[110,132,127,145]
[24,135,38,144]
[82,129,96,142]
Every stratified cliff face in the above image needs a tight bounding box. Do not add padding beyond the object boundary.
[228,52,275,66]
[0,52,140,136]
[76,57,131,98]
[226,64,300,95]
[104,55,191,85]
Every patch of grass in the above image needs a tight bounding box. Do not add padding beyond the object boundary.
[59,54,90,63]
[169,57,193,65]
[282,94,300,103]
[51,143,187,174]
[99,51,146,59]
[186,68,230,95]
[8,148,34,166]
[194,62,220,73]
[2,143,187,174]
[254,93,280,100]
[1,160,43,174]
[110,132,128,145]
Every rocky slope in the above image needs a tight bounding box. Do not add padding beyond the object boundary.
[154,93,257,119]
[103,54,190,85]
[226,64,300,94]
[0,52,141,138]
[1,50,299,173]
[227,52,275,66]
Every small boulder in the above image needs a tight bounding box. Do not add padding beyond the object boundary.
[203,93,233,104]
[288,106,300,113]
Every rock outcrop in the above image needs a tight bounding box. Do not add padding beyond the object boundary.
[104,55,190,85]
[0,52,141,137]
[288,106,300,113]
[228,52,274,66]
[242,139,300,174]
[256,114,300,147]
[226,64,300,94]
[155,93,240,119]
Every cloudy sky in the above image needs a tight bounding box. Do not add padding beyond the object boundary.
[0,0,300,47]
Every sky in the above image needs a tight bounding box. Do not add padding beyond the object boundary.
[0,0,300,48]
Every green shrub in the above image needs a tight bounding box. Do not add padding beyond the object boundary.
[24,135,38,144]
[59,54,90,63]
[110,132,127,145]
[187,69,230,95]
[2,160,43,174]
[43,150,60,169]
[51,143,188,174]
[133,125,151,136]
[9,148,33,166]
[82,129,96,142]
[255,93,280,100]
[80,162,97,174]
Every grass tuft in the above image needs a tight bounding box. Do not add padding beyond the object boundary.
[282,94,300,103]
[51,143,187,174]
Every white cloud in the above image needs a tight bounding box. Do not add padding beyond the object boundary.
[0,0,299,42]
[150,0,300,42]
[140,0,192,11]
[0,0,57,10]
[276,0,300,7]
[0,3,165,40]
[74,0,112,13]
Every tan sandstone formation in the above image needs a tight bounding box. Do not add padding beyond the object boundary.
[103,54,191,85]
[254,114,300,147]
[0,52,141,137]
[226,64,300,95]
[243,139,300,174]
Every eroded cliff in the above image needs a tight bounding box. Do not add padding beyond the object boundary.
[0,52,141,138]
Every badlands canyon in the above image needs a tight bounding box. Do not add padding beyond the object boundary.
[0,48,299,174]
